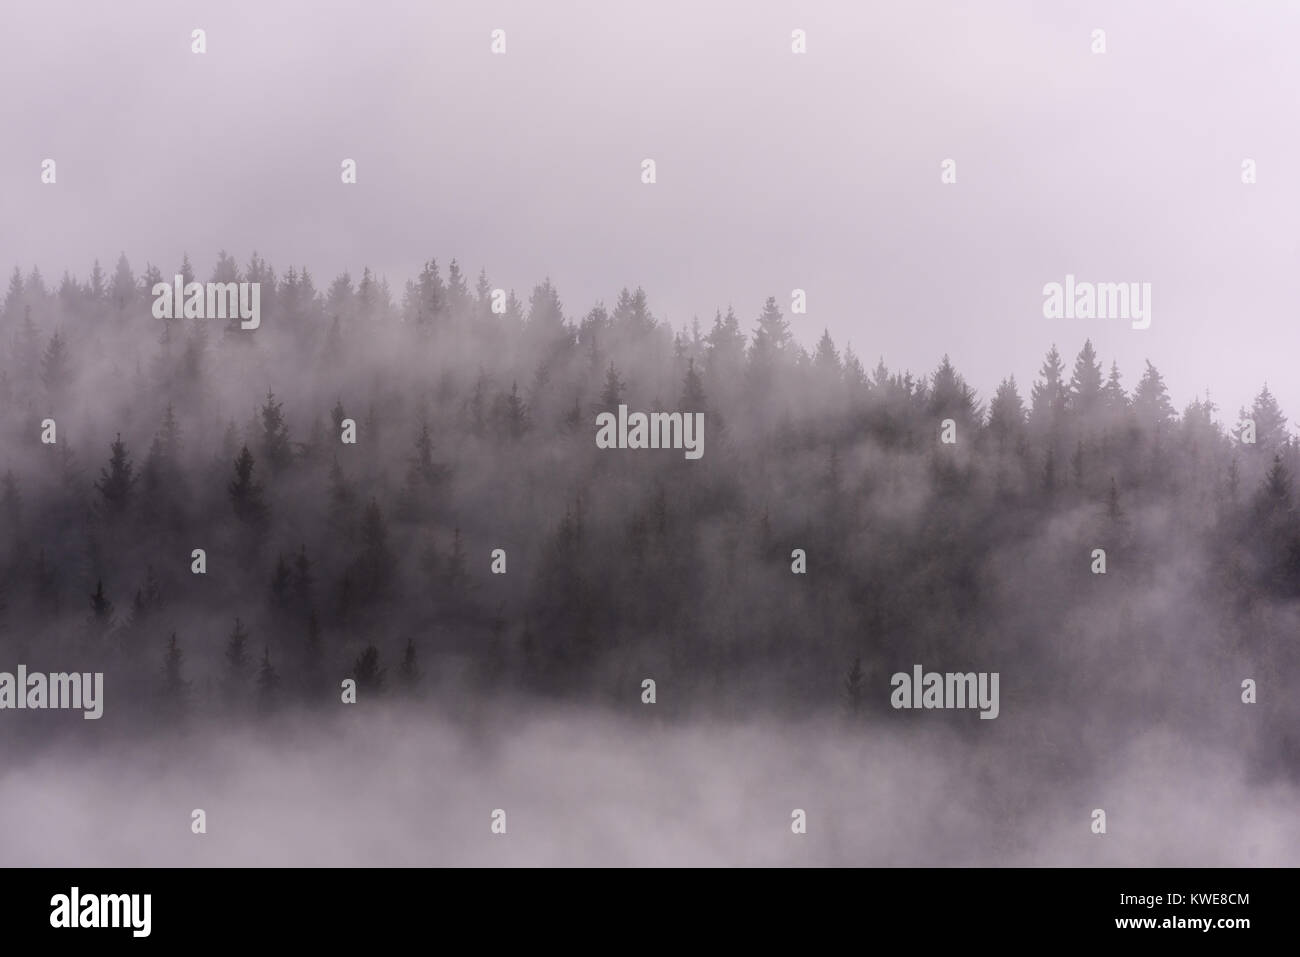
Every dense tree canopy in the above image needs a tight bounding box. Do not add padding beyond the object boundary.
[0,254,1294,787]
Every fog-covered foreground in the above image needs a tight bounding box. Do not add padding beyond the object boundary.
[1,707,1295,866]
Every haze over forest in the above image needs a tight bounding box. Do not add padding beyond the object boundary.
[3,0,1299,866]
[0,254,1296,865]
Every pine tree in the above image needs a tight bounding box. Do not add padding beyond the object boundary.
[814,329,841,374]
[88,580,114,634]
[225,618,250,679]
[137,437,167,528]
[229,445,269,531]
[579,303,610,358]
[1236,384,1288,452]
[1029,345,1067,431]
[88,259,106,301]
[257,646,281,711]
[327,458,357,538]
[1255,453,1293,520]
[259,390,293,474]
[210,249,240,283]
[399,637,420,690]
[475,268,492,318]
[600,363,625,409]
[16,307,40,387]
[94,434,136,519]
[928,354,979,424]
[303,609,323,689]
[679,357,707,411]
[844,656,865,717]
[1252,454,1299,594]
[110,253,136,310]
[129,565,162,628]
[562,393,583,432]
[1132,361,1176,431]
[526,278,569,350]
[493,382,530,439]
[356,266,377,320]
[26,266,47,303]
[292,545,314,614]
[1107,476,1124,523]
[446,259,470,317]
[326,272,355,324]
[748,296,791,369]
[406,420,449,492]
[987,377,1026,449]
[352,645,386,695]
[504,289,524,327]
[1068,339,1103,416]
[842,343,866,389]
[353,499,395,603]
[40,330,72,399]
[413,259,447,326]
[270,554,291,610]
[466,372,490,437]
[705,307,746,379]
[162,633,189,708]
[1102,361,1127,415]
[159,402,182,469]
[138,262,163,298]
[611,286,656,338]
[444,527,467,591]
[2,267,22,322]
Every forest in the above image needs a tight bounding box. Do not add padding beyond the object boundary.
[0,252,1295,790]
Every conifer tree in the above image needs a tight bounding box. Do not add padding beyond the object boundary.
[844,656,865,717]
[94,434,136,520]
[259,390,293,474]
[40,330,71,399]
[257,646,281,711]
[162,633,189,709]
[352,644,385,695]
[229,445,270,532]
[399,637,420,691]
[1069,339,1103,416]
[1130,361,1174,431]
[88,580,114,635]
[225,618,250,684]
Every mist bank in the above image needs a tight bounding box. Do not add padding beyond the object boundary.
[0,705,1294,867]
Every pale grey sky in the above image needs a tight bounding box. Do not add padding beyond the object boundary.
[3,0,1298,422]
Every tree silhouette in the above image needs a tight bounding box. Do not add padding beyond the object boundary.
[259,390,293,474]
[257,646,281,712]
[161,633,189,711]
[225,618,250,683]
[844,656,865,717]
[88,580,113,635]
[399,637,420,691]
[352,644,385,695]
[229,444,269,532]
[94,434,136,520]
[40,330,71,399]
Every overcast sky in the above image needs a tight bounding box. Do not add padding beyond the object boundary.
[4,0,1299,422]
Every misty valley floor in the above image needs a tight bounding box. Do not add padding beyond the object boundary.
[0,706,1294,867]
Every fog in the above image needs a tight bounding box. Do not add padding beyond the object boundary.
[2,1,1300,869]
[3,707,1295,867]
[3,0,1300,417]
